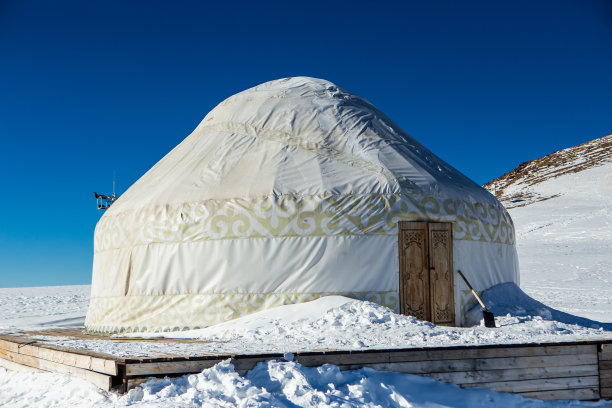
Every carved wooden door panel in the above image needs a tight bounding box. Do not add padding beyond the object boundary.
[398,222,429,320]
[398,221,454,325]
[428,222,454,325]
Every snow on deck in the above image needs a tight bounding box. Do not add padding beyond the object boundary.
[2,287,612,406]
[2,293,611,359]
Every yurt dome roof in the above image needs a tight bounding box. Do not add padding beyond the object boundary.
[108,76,489,214]
[86,77,518,334]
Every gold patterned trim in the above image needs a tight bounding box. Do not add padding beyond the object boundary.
[85,291,400,334]
[94,193,514,253]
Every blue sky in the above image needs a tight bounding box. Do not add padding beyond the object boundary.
[1,0,611,287]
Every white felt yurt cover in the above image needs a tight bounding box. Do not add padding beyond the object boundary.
[85,77,518,333]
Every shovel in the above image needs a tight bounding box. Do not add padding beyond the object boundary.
[457,270,496,328]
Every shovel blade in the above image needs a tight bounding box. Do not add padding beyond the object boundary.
[483,310,496,328]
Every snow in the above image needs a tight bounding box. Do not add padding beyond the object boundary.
[92,294,608,357]
[509,161,612,322]
[0,369,109,408]
[0,285,89,330]
[9,293,607,360]
[2,359,611,407]
[2,144,612,406]
[1,290,611,407]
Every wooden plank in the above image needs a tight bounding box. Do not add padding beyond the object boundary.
[0,356,47,373]
[0,348,112,391]
[0,333,121,360]
[1,330,609,400]
[601,387,612,399]
[335,363,368,371]
[600,343,612,361]
[364,353,597,375]
[296,344,593,368]
[461,375,600,393]
[127,377,150,390]
[32,341,122,361]
[232,356,277,375]
[520,388,600,401]
[331,362,601,401]
[31,344,117,375]
[387,344,594,363]
[0,336,118,375]
[125,359,221,376]
[24,328,215,345]
[600,360,612,370]
[297,352,390,367]
[600,376,612,388]
[599,370,612,380]
[427,364,598,385]
[0,348,39,367]
[0,334,35,345]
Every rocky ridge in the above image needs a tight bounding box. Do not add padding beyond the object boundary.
[483,134,612,209]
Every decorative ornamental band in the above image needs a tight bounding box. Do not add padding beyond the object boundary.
[94,193,515,253]
[85,290,399,334]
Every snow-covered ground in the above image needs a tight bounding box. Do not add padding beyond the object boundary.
[1,289,611,407]
[7,357,611,408]
[11,294,609,359]
[509,162,612,322]
[0,285,89,330]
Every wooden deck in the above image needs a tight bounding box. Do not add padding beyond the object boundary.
[0,329,611,401]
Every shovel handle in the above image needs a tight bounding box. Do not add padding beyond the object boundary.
[457,270,488,311]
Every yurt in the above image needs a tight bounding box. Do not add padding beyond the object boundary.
[85,77,518,333]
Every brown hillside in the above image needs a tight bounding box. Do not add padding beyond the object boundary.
[483,134,612,209]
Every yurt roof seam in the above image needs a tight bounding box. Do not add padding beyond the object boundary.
[198,121,404,185]
[92,229,515,256]
[92,234,400,255]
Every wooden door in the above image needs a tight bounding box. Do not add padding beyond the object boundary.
[427,222,454,325]
[398,222,430,321]
[398,221,454,325]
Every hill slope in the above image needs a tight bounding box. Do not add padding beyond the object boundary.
[484,134,612,209]
[485,135,612,321]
